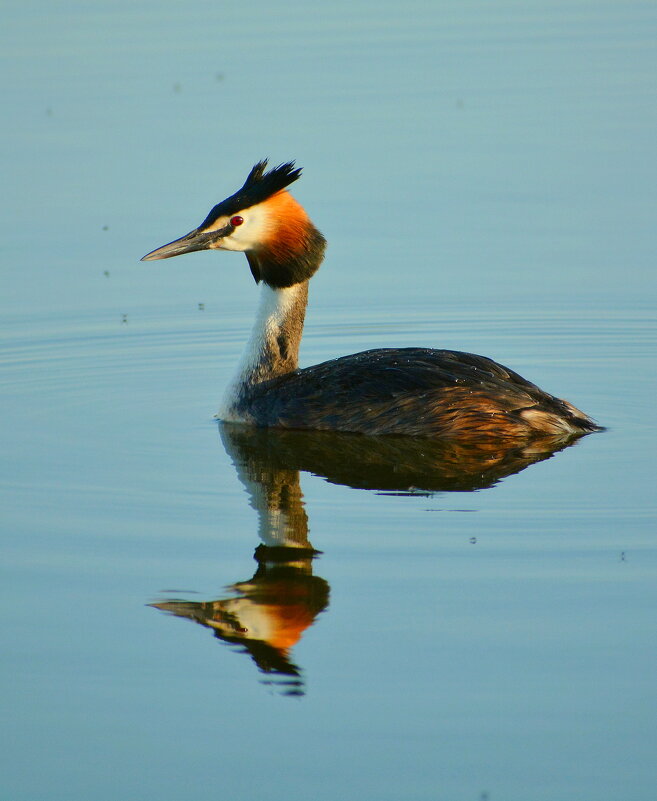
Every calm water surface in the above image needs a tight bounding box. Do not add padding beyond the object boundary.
[2,2,656,800]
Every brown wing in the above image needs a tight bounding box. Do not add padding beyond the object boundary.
[241,348,599,440]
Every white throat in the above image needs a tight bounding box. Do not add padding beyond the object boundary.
[218,283,305,422]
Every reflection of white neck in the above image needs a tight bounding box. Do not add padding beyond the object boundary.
[219,282,307,422]
[221,431,311,549]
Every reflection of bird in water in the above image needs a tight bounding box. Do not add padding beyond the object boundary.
[142,160,602,441]
[152,424,330,696]
[218,422,585,495]
[152,545,328,697]
[151,422,580,694]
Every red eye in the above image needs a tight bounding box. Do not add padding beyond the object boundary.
[230,215,244,227]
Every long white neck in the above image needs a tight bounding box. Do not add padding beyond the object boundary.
[219,281,308,422]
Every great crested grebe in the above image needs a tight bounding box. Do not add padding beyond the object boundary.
[142,160,601,441]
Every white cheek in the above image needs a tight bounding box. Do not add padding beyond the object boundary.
[226,205,271,251]
[216,236,244,252]
[217,230,255,252]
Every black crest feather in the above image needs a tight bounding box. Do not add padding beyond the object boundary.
[201,160,302,228]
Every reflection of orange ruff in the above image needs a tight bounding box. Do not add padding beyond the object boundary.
[261,602,315,651]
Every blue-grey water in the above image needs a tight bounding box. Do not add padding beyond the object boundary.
[2,2,656,799]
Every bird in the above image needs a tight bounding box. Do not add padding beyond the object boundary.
[142,160,602,442]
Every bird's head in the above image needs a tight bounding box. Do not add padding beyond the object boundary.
[141,160,326,288]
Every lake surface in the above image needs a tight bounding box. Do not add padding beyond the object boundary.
[2,2,656,799]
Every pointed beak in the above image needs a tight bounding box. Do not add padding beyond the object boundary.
[141,222,234,261]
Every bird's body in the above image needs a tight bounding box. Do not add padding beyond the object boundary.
[143,160,601,442]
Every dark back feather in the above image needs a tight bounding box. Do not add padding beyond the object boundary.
[236,348,601,440]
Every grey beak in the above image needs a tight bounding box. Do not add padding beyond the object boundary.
[141,223,233,261]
